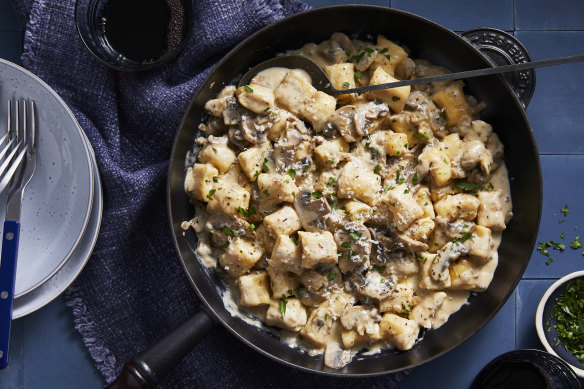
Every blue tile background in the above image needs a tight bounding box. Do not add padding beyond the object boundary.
[515,0,584,31]
[391,0,514,32]
[1,0,584,388]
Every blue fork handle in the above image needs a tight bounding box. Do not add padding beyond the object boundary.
[0,220,20,369]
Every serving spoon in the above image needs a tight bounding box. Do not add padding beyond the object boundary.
[238,53,584,94]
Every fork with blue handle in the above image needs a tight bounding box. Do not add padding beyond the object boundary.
[0,98,37,369]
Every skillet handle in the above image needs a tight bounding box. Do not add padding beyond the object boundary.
[106,310,214,389]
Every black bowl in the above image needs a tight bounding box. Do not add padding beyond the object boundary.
[168,5,542,376]
[75,0,191,71]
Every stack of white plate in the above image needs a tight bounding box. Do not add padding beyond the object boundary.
[0,59,102,318]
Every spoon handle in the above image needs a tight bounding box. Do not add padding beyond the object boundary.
[340,54,584,94]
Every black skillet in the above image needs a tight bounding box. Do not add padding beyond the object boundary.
[108,5,542,388]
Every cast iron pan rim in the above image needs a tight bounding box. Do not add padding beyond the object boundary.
[167,5,542,377]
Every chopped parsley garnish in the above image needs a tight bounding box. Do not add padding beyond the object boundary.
[264,106,271,112]
[379,47,388,53]
[460,232,474,242]
[354,70,362,81]
[212,147,218,153]
[206,189,216,200]
[287,169,296,179]
[341,242,351,249]
[374,99,383,105]
[253,171,261,177]
[373,265,386,273]
[312,191,322,199]
[213,176,219,183]
[404,189,410,194]
[220,242,230,249]
[391,96,400,102]
[223,227,233,236]
[348,231,362,240]
[374,164,381,174]
[384,54,391,61]
[262,158,269,173]
[570,237,582,249]
[561,204,570,217]
[412,172,419,186]
[279,297,287,318]
[327,177,336,187]
[327,271,337,281]
[548,279,584,362]
[244,85,254,93]
[454,180,482,191]
[342,81,350,89]
[290,237,298,245]
[395,171,405,185]
[413,132,430,141]
[302,165,309,173]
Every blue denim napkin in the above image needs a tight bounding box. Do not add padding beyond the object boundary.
[11,1,407,387]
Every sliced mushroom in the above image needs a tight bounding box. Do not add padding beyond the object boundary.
[350,269,395,300]
[198,116,227,136]
[394,57,415,80]
[295,287,325,306]
[396,233,429,251]
[335,223,371,273]
[301,266,342,298]
[204,86,237,117]
[326,102,389,143]
[340,305,381,335]
[324,343,352,370]
[319,39,347,65]
[460,139,493,175]
[294,189,331,231]
[431,241,470,282]
[404,91,447,138]
[330,32,357,53]
[227,126,248,150]
[205,214,253,248]
[239,111,272,144]
[273,127,312,171]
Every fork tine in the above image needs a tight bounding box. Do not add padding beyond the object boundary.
[0,139,16,170]
[0,145,26,194]
[30,100,36,150]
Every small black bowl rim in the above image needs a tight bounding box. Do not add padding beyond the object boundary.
[74,0,191,72]
[536,270,584,378]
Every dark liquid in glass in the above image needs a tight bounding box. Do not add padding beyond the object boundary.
[103,0,184,63]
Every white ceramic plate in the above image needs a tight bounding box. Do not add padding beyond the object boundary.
[12,129,102,318]
[0,59,94,297]
[535,270,584,378]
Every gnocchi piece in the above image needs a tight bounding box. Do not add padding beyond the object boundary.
[434,193,480,222]
[477,190,508,231]
[263,206,303,237]
[411,290,447,329]
[344,200,372,223]
[265,298,307,331]
[383,184,424,231]
[383,131,409,157]
[418,143,452,187]
[267,265,300,298]
[466,225,492,263]
[337,160,382,205]
[379,280,418,315]
[415,186,435,219]
[431,81,470,127]
[236,84,275,114]
[238,144,269,181]
[371,35,409,76]
[270,235,303,275]
[184,163,218,202]
[299,91,337,131]
[418,252,452,290]
[366,67,410,113]
[197,137,236,174]
[324,63,356,105]
[314,137,349,167]
[298,231,338,269]
[206,183,250,217]
[238,271,271,306]
[449,255,498,291]
[219,237,264,277]
[379,313,420,351]
[257,173,299,204]
[300,306,340,346]
[274,70,315,116]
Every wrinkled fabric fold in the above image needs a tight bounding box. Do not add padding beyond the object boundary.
[10,0,407,387]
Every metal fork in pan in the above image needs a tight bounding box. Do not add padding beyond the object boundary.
[0,98,37,369]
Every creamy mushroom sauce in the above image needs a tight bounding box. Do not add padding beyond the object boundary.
[183,33,513,369]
